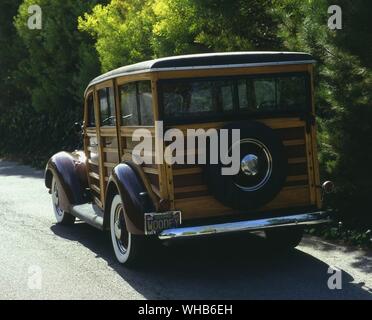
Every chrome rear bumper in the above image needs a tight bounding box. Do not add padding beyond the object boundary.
[158,211,331,240]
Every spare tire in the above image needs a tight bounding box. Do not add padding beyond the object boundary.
[205,121,287,210]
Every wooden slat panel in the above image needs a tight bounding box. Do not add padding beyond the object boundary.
[123,149,155,158]
[283,139,305,146]
[104,162,116,168]
[89,172,100,180]
[94,197,103,208]
[286,175,308,182]
[88,159,99,166]
[151,184,161,197]
[262,186,310,210]
[176,186,310,220]
[100,127,117,137]
[287,163,308,175]
[174,185,208,193]
[159,114,314,219]
[275,127,305,140]
[90,184,100,194]
[288,157,307,164]
[146,173,160,189]
[172,118,305,133]
[173,174,204,188]
[285,144,307,158]
[173,167,203,175]
[121,126,155,138]
[175,196,235,220]
[103,147,118,153]
[142,167,159,175]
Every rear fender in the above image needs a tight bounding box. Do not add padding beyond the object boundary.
[105,162,156,235]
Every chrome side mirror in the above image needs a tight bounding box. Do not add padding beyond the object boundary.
[74,121,83,134]
[322,181,335,194]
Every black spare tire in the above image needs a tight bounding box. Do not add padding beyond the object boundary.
[205,121,287,210]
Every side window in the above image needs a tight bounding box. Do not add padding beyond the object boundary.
[86,93,96,127]
[120,83,138,125]
[120,81,153,126]
[138,81,154,125]
[98,87,116,126]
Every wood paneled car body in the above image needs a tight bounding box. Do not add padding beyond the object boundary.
[45,52,332,266]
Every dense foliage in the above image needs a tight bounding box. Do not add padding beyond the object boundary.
[0,0,105,165]
[0,0,371,231]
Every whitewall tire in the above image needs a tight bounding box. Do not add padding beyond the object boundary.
[110,195,132,264]
[51,177,75,225]
[110,194,157,266]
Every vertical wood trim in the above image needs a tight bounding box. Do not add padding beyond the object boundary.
[152,73,168,199]
[309,65,322,208]
[117,82,128,158]
[304,128,316,205]
[83,91,93,194]
[151,73,160,121]
[114,78,122,163]
[93,86,106,207]
[165,162,175,209]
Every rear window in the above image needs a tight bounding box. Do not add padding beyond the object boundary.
[160,73,310,122]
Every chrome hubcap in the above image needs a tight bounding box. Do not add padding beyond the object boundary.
[52,181,63,217]
[114,206,128,254]
[114,219,122,240]
[241,154,259,176]
[232,138,273,192]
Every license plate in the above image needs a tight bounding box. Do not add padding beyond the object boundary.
[144,211,182,235]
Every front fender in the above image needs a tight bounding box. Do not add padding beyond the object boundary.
[107,163,156,235]
[45,151,88,210]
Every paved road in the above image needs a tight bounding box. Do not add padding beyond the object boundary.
[0,159,371,300]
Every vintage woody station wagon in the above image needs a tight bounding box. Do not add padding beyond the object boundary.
[45,52,333,266]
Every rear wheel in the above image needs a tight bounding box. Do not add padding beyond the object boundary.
[265,227,304,250]
[110,194,153,266]
[51,177,75,225]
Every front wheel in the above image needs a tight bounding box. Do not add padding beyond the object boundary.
[265,226,304,250]
[110,194,154,266]
[51,177,75,225]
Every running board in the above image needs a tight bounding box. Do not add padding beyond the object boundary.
[71,203,104,230]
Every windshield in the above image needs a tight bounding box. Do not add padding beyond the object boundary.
[160,73,310,122]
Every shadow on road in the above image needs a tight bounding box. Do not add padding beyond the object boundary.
[51,223,372,299]
[0,160,44,179]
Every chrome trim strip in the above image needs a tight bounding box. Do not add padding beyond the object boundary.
[84,60,316,96]
[158,211,331,240]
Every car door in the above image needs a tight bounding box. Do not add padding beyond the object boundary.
[84,81,121,207]
[95,80,121,207]
[84,89,103,207]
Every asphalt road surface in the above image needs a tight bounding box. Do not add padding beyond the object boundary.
[0,159,371,300]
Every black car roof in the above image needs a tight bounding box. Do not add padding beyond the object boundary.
[87,51,315,89]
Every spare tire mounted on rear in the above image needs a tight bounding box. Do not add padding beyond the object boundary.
[205,121,287,210]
